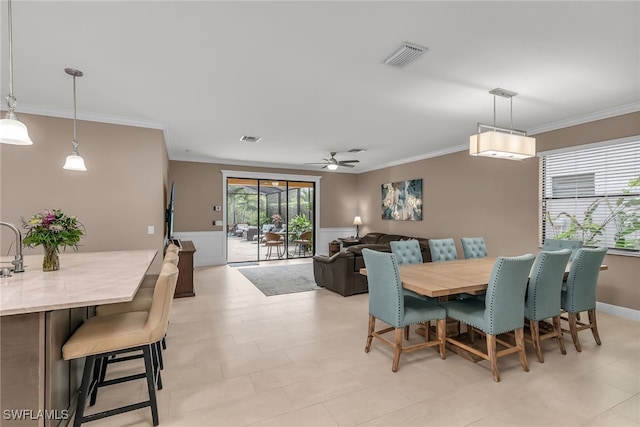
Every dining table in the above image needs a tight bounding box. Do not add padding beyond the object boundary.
[361,256,608,300]
[360,256,608,362]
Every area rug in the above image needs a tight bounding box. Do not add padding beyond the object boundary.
[238,263,321,296]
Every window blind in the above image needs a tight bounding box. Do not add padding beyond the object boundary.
[540,138,640,252]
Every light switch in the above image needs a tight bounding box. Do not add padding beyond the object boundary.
[147,226,155,235]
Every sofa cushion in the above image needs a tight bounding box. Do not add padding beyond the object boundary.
[346,243,391,256]
[359,232,386,244]
[376,234,407,245]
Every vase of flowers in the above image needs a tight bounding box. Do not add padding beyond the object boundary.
[22,209,84,271]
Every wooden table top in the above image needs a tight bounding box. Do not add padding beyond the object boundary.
[360,257,608,298]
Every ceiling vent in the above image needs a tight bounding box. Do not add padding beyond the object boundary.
[240,136,262,143]
[382,42,428,68]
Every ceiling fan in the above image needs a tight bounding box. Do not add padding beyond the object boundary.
[304,152,360,170]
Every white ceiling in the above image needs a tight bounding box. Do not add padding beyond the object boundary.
[2,1,639,172]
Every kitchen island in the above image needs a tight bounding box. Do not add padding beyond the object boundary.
[0,249,157,427]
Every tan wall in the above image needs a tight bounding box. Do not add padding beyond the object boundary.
[356,112,640,310]
[168,161,359,232]
[0,113,167,272]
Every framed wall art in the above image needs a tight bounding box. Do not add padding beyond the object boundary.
[381,178,423,221]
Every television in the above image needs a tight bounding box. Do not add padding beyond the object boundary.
[165,181,177,246]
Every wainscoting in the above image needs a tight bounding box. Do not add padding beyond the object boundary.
[173,227,356,267]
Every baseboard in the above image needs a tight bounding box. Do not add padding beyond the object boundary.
[596,301,640,322]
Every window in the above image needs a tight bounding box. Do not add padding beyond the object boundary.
[540,137,640,252]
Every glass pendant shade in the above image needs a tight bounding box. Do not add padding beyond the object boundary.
[63,153,86,171]
[470,131,536,160]
[326,164,338,170]
[0,116,33,145]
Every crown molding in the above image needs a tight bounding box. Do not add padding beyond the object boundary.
[526,101,640,136]
[357,143,469,173]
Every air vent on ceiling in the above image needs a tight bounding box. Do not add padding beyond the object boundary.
[240,136,262,143]
[382,42,428,68]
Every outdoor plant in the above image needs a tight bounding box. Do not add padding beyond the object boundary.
[545,176,640,250]
[288,214,312,240]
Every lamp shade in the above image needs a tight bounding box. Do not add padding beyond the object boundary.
[63,154,87,171]
[353,216,363,225]
[469,131,535,160]
[0,117,33,145]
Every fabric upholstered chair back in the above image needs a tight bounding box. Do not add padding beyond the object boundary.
[145,263,179,343]
[562,247,607,313]
[428,238,458,262]
[483,254,536,335]
[542,239,583,261]
[166,243,180,254]
[461,237,488,259]
[164,251,179,266]
[390,240,423,265]
[362,249,403,328]
[525,249,571,321]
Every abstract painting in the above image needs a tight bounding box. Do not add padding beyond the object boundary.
[381,179,423,221]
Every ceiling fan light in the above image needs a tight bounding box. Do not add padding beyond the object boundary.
[327,164,338,170]
[0,116,33,145]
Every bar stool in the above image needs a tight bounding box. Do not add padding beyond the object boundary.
[62,263,179,426]
[140,249,179,289]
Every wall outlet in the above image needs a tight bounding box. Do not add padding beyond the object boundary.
[214,205,222,211]
[147,225,155,235]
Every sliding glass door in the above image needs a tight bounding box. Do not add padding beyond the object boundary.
[226,178,315,263]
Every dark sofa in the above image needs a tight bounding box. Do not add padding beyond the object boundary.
[313,232,431,296]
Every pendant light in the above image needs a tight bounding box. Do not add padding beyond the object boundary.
[0,0,33,145]
[63,68,87,171]
[469,88,535,160]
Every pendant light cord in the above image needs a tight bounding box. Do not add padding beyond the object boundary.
[72,75,78,150]
[5,0,16,113]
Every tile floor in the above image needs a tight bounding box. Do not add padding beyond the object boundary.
[78,259,640,427]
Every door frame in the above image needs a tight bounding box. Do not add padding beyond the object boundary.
[222,170,321,263]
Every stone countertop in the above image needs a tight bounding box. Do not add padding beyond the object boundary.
[0,249,157,316]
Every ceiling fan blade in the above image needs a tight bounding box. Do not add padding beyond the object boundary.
[338,160,359,164]
[304,162,329,165]
[338,163,355,168]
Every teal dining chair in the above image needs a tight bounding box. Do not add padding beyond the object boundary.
[542,239,583,261]
[524,249,572,363]
[443,254,536,382]
[428,238,458,262]
[390,240,432,301]
[561,247,608,352]
[361,249,447,372]
[461,237,488,259]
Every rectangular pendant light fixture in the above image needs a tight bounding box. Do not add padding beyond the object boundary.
[470,88,536,160]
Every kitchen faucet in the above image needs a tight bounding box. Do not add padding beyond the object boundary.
[0,221,25,273]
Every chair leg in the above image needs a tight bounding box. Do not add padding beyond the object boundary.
[436,319,446,359]
[365,315,375,353]
[530,319,544,363]
[392,328,403,372]
[553,315,566,355]
[568,312,582,352]
[588,309,602,345]
[155,341,164,370]
[468,325,475,344]
[89,356,105,406]
[142,345,160,426]
[515,328,529,373]
[151,342,163,390]
[73,355,96,427]
[486,334,499,382]
[404,325,409,340]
